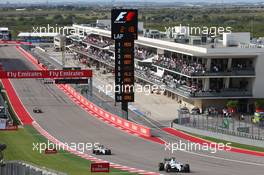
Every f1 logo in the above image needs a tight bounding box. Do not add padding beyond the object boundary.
[115,11,136,23]
[115,12,127,22]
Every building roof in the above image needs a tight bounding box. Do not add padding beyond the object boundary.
[18,32,59,37]
[72,24,264,57]
[0,27,9,31]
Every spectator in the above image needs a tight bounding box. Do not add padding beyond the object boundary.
[84,34,113,48]
[154,55,206,76]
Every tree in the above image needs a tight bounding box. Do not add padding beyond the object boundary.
[227,100,238,108]
[255,99,264,112]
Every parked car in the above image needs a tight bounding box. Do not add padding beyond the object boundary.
[179,107,190,114]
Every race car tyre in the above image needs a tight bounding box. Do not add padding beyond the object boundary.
[184,164,190,172]
[158,163,164,171]
[107,150,111,155]
[165,164,171,172]
[92,150,95,154]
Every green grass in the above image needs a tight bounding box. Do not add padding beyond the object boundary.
[0,126,135,175]
[182,130,264,153]
[0,83,134,175]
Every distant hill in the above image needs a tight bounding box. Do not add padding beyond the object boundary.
[2,0,264,5]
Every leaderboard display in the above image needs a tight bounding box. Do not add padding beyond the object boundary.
[112,9,138,103]
[114,40,135,102]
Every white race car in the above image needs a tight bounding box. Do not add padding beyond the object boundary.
[92,145,111,155]
[159,157,190,173]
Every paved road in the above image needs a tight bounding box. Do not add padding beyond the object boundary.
[0,46,264,175]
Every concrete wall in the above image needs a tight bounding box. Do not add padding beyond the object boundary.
[173,124,264,147]
[253,53,264,98]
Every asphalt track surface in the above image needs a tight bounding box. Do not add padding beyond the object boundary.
[0,46,264,175]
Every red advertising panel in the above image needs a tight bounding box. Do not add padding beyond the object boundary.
[91,163,110,173]
[45,148,58,154]
[0,70,92,79]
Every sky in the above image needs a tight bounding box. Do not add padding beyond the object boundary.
[2,0,264,4]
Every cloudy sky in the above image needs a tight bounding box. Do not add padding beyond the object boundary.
[3,0,264,4]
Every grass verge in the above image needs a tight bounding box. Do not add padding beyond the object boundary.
[0,125,135,175]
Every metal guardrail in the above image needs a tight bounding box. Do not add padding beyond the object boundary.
[191,69,256,77]
[0,161,67,175]
[135,72,252,98]
[191,90,252,98]
[0,89,13,125]
[176,113,264,140]
[153,62,256,77]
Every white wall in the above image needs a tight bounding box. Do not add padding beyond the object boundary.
[253,53,264,98]
[223,32,250,47]
[96,19,111,27]
[54,35,65,49]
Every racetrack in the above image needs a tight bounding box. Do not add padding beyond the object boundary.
[0,46,264,175]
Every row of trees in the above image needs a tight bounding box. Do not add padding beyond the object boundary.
[0,14,100,37]
[141,8,264,37]
[227,100,264,113]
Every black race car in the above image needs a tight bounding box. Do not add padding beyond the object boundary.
[33,107,43,113]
